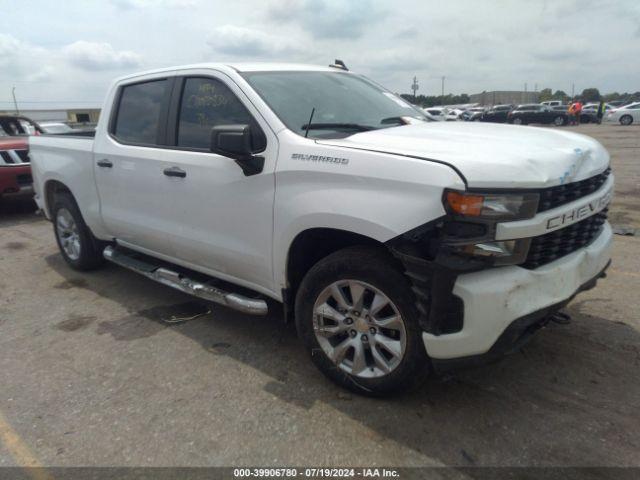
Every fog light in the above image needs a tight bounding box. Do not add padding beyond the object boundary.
[472,240,517,257]
[452,239,530,266]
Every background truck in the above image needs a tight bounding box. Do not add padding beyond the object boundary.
[30,62,613,395]
[0,115,42,201]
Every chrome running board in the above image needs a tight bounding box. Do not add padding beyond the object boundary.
[103,246,268,315]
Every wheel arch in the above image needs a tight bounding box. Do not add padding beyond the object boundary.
[282,227,393,321]
[44,179,74,218]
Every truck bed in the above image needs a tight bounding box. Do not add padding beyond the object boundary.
[29,134,98,223]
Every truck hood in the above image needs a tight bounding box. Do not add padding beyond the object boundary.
[317,122,610,188]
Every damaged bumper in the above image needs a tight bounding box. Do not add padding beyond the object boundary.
[423,221,613,361]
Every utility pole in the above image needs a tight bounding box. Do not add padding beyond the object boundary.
[411,76,419,100]
[571,83,575,99]
[12,86,19,114]
[441,76,445,98]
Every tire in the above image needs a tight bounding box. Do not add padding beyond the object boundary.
[294,246,429,396]
[553,115,566,126]
[52,193,107,271]
[512,117,523,125]
[620,115,633,126]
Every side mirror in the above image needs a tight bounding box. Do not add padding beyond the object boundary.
[210,124,252,160]
[210,124,265,176]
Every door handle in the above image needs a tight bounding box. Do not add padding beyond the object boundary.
[163,166,186,178]
[97,159,113,168]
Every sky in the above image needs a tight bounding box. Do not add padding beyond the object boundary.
[1,0,639,110]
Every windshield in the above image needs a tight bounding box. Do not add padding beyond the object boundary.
[242,71,427,139]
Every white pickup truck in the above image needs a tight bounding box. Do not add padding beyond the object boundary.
[30,62,613,395]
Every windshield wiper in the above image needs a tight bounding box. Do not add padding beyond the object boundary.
[301,123,377,132]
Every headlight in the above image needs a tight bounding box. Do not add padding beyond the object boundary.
[444,190,539,221]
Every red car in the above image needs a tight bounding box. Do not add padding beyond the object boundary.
[0,115,42,201]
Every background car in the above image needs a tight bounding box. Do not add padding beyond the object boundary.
[460,107,487,121]
[607,100,629,108]
[0,115,42,202]
[444,108,464,121]
[579,103,615,124]
[479,104,513,123]
[507,104,568,126]
[540,100,563,107]
[423,107,447,121]
[605,102,640,125]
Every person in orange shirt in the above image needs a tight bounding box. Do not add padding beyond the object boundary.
[568,102,577,125]
[574,99,583,125]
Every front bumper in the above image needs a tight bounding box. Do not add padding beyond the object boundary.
[0,164,33,198]
[423,221,613,360]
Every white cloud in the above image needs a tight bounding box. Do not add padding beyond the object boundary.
[207,25,302,58]
[268,0,381,40]
[62,41,142,71]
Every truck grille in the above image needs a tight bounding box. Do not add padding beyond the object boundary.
[523,209,608,269]
[537,168,611,213]
[0,149,30,164]
[16,150,30,163]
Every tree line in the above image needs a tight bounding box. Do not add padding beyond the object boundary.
[400,93,470,108]
[537,88,640,103]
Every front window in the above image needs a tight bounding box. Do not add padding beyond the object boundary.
[176,77,265,151]
[242,71,427,139]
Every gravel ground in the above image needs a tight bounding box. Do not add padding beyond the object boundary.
[0,123,638,470]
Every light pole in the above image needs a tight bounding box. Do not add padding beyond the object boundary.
[12,87,19,114]
[441,76,445,98]
[411,76,419,101]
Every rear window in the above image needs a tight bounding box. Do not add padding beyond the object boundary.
[113,79,167,144]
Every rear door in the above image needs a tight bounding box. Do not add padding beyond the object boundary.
[93,75,181,257]
[152,72,278,292]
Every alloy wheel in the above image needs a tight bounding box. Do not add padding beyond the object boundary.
[56,208,81,261]
[312,280,407,378]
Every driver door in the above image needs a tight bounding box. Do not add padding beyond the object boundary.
[158,72,278,293]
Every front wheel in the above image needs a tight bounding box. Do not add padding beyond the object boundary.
[553,115,566,126]
[620,115,633,126]
[295,246,429,396]
[512,117,524,125]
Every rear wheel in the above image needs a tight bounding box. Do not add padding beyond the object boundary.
[553,115,566,126]
[295,246,429,396]
[52,193,107,270]
[620,115,633,126]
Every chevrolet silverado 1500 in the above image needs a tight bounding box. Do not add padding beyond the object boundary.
[30,62,613,394]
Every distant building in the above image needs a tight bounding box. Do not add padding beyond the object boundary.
[0,108,101,126]
[470,91,539,106]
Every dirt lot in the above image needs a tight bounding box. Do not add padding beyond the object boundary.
[0,124,639,470]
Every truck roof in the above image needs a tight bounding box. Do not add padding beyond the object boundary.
[114,63,342,83]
